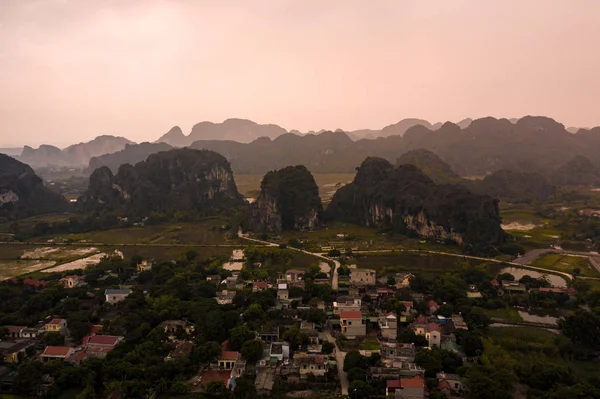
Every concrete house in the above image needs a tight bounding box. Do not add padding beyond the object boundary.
[294,354,329,377]
[218,351,240,370]
[285,269,305,283]
[333,297,361,315]
[386,375,425,399]
[437,372,465,395]
[41,346,75,362]
[269,342,290,361]
[136,260,153,272]
[340,311,366,338]
[415,322,441,348]
[45,318,68,335]
[258,326,280,343]
[83,335,124,358]
[350,268,376,286]
[378,312,398,339]
[216,290,236,305]
[104,289,132,305]
[60,275,87,289]
[381,342,416,362]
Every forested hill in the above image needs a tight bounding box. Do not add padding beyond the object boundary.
[87,116,600,178]
[0,154,69,219]
[325,157,504,252]
[78,148,244,218]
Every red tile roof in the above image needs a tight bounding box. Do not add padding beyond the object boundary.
[402,301,414,308]
[49,318,65,325]
[68,351,88,363]
[416,315,428,324]
[42,346,72,357]
[254,282,268,288]
[402,375,425,388]
[438,379,452,390]
[85,335,121,346]
[220,351,239,360]
[428,300,439,309]
[4,325,25,334]
[340,311,362,319]
[427,322,441,333]
[387,380,402,389]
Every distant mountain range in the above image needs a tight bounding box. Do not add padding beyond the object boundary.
[89,116,600,182]
[17,135,134,168]
[4,116,599,175]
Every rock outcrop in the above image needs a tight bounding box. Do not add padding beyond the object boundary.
[79,148,244,217]
[325,158,504,251]
[0,154,69,219]
[246,165,322,233]
[551,155,600,186]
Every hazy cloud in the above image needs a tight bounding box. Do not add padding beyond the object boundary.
[1,0,599,146]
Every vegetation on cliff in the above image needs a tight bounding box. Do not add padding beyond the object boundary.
[78,148,244,218]
[0,154,69,219]
[246,165,322,233]
[326,157,504,252]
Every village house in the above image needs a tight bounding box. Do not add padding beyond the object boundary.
[500,280,527,295]
[340,310,366,338]
[277,283,289,301]
[83,335,124,358]
[216,290,236,305]
[258,326,280,343]
[136,260,153,272]
[269,342,290,362]
[378,312,398,339]
[104,288,132,304]
[59,275,87,289]
[300,321,320,344]
[427,300,440,314]
[451,315,469,331]
[218,351,240,370]
[386,375,425,399]
[45,318,68,335]
[396,273,414,289]
[2,326,26,339]
[160,320,195,336]
[252,281,269,292]
[41,346,75,362]
[437,372,465,395]
[350,268,376,286]
[285,269,305,283]
[294,354,329,377]
[333,297,362,315]
[414,322,441,348]
[0,341,33,364]
[164,341,194,362]
[380,342,416,362]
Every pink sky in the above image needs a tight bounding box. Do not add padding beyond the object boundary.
[1,0,599,147]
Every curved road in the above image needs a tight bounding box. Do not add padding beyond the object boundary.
[354,248,575,281]
[237,233,342,289]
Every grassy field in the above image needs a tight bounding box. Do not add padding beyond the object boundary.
[360,337,381,350]
[479,307,524,322]
[278,222,464,253]
[532,253,599,278]
[235,173,355,201]
[353,252,485,278]
[40,218,234,246]
[0,213,75,233]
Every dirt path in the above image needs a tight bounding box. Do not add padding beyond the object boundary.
[324,331,348,395]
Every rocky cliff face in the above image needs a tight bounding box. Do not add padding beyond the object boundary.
[246,165,322,233]
[0,154,69,219]
[326,158,503,252]
[78,148,244,217]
